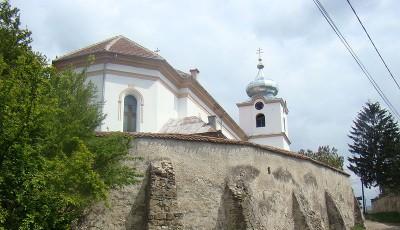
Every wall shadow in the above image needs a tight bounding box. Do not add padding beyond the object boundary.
[125,167,149,230]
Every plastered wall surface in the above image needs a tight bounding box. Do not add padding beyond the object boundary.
[76,136,360,230]
[372,195,400,213]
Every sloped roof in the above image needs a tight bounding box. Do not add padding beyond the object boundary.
[159,116,216,134]
[55,35,163,61]
[175,69,191,78]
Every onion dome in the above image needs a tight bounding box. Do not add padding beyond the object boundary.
[246,56,278,98]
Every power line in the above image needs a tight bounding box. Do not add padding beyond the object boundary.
[312,0,400,120]
[313,0,400,119]
[345,0,400,91]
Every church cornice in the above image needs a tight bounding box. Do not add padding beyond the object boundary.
[236,96,289,114]
[248,132,291,145]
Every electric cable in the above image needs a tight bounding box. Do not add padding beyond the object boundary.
[312,0,400,120]
[346,0,400,91]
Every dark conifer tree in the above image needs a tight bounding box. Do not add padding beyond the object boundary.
[348,101,400,193]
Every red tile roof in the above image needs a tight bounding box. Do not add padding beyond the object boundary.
[55,35,162,61]
[96,132,350,176]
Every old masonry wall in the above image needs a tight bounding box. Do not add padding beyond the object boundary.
[76,134,362,230]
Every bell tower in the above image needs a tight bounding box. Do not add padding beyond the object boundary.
[237,50,290,150]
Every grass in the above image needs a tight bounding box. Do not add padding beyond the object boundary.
[365,212,400,223]
[351,224,365,230]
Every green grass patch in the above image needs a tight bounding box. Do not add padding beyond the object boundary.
[351,223,365,230]
[366,212,400,223]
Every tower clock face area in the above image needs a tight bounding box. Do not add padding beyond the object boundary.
[255,101,264,110]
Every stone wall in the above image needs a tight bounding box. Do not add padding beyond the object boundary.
[372,195,400,213]
[76,134,361,229]
[147,160,182,229]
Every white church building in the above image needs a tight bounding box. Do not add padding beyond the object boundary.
[53,35,291,150]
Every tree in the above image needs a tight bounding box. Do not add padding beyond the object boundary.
[348,101,400,193]
[0,1,138,229]
[299,145,344,170]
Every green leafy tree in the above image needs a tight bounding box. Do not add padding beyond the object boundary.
[86,133,139,188]
[0,1,138,229]
[299,145,344,170]
[348,101,400,193]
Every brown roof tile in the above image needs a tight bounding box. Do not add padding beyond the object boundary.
[55,35,162,61]
[96,132,350,176]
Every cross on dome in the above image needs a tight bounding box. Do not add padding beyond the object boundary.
[245,49,279,98]
[256,48,265,71]
[256,48,264,59]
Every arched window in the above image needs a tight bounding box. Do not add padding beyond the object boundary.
[256,114,265,127]
[123,95,137,132]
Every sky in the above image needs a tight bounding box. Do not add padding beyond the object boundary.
[11,0,400,207]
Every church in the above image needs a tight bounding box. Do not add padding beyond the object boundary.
[53,36,362,229]
[53,35,290,150]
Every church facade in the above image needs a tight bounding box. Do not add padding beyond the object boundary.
[53,35,291,150]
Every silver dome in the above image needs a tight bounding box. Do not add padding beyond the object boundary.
[246,78,278,97]
[246,57,279,98]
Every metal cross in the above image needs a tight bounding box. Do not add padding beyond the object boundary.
[154,48,160,53]
[256,48,264,59]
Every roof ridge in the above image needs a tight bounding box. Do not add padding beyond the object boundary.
[54,35,121,61]
[119,35,163,59]
[105,36,122,51]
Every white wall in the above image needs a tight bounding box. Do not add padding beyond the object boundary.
[183,97,208,121]
[238,104,253,134]
[179,92,240,139]
[239,99,284,135]
[282,112,289,136]
[102,73,157,132]
[83,62,240,140]
[177,97,188,119]
[86,74,103,104]
[156,81,179,130]
[98,63,180,133]
[238,98,290,150]
[80,64,105,103]
[250,135,290,150]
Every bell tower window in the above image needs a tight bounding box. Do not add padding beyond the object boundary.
[256,113,265,127]
[255,101,264,110]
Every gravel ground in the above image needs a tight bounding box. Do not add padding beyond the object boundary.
[365,220,400,230]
